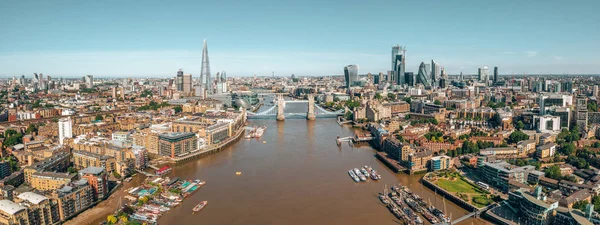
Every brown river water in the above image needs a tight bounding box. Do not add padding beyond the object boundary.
[75,118,489,225]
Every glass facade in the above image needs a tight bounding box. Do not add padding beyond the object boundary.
[344,65,359,89]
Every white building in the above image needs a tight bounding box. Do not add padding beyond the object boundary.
[58,117,73,145]
[534,115,561,133]
[85,75,94,88]
[112,131,131,142]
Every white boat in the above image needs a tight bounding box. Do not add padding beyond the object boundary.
[254,126,266,138]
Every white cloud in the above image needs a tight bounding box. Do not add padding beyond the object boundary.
[553,56,563,61]
[524,51,538,57]
[503,51,516,54]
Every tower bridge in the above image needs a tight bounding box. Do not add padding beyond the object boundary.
[247,94,344,120]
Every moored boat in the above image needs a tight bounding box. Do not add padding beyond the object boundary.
[193,201,208,212]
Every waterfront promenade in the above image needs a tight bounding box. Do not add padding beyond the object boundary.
[172,127,246,163]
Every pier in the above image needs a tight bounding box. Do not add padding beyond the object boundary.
[172,128,245,164]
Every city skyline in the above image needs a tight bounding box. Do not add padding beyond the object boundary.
[1,0,599,77]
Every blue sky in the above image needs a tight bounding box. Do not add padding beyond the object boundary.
[1,0,599,78]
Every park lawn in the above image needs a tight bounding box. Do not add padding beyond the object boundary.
[436,178,481,194]
[472,195,493,208]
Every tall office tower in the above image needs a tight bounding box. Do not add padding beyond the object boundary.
[375,72,383,85]
[200,39,211,94]
[392,45,406,85]
[563,81,573,93]
[183,73,192,94]
[120,87,125,99]
[416,62,430,87]
[539,95,546,115]
[112,87,117,99]
[20,75,25,85]
[343,65,359,89]
[85,75,94,88]
[459,72,464,81]
[58,117,73,145]
[221,71,227,81]
[541,78,547,92]
[576,96,588,130]
[440,78,447,88]
[176,69,184,91]
[478,67,489,83]
[493,67,499,84]
[441,67,447,78]
[431,60,439,87]
[405,72,415,86]
[594,85,599,97]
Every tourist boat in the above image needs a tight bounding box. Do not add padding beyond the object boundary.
[193,201,208,212]
[124,177,133,182]
[360,168,370,177]
[254,126,266,138]
[348,170,360,182]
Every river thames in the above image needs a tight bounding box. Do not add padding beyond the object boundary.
[152,118,488,225]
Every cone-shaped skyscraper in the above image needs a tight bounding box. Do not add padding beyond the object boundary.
[416,62,430,87]
[200,39,211,94]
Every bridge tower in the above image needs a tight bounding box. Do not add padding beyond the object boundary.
[307,94,316,120]
[276,94,285,121]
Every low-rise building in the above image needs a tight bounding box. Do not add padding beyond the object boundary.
[30,172,77,191]
[430,156,452,171]
[536,143,557,159]
[158,132,198,158]
[0,199,28,225]
[480,161,536,192]
[79,167,108,200]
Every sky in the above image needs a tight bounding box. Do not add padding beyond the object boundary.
[1,0,599,78]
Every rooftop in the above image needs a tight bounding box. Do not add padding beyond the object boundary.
[17,192,48,204]
[0,200,26,215]
[79,166,105,175]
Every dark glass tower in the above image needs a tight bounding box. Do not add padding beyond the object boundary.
[344,65,359,89]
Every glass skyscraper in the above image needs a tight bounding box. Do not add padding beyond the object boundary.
[392,45,406,85]
[344,64,359,89]
[417,62,430,87]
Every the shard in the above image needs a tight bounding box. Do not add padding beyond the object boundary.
[200,39,211,94]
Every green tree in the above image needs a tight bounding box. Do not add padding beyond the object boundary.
[544,165,562,180]
[488,113,502,128]
[593,142,600,148]
[507,130,529,144]
[375,93,382,100]
[95,115,104,121]
[25,124,38,134]
[344,111,353,120]
[387,93,397,100]
[173,106,183,113]
[434,100,442,105]
[560,143,576,155]
[67,167,78,174]
[573,200,589,211]
[402,96,411,103]
[516,121,525,130]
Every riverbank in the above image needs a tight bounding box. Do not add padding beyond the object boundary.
[171,127,245,164]
[64,175,145,225]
